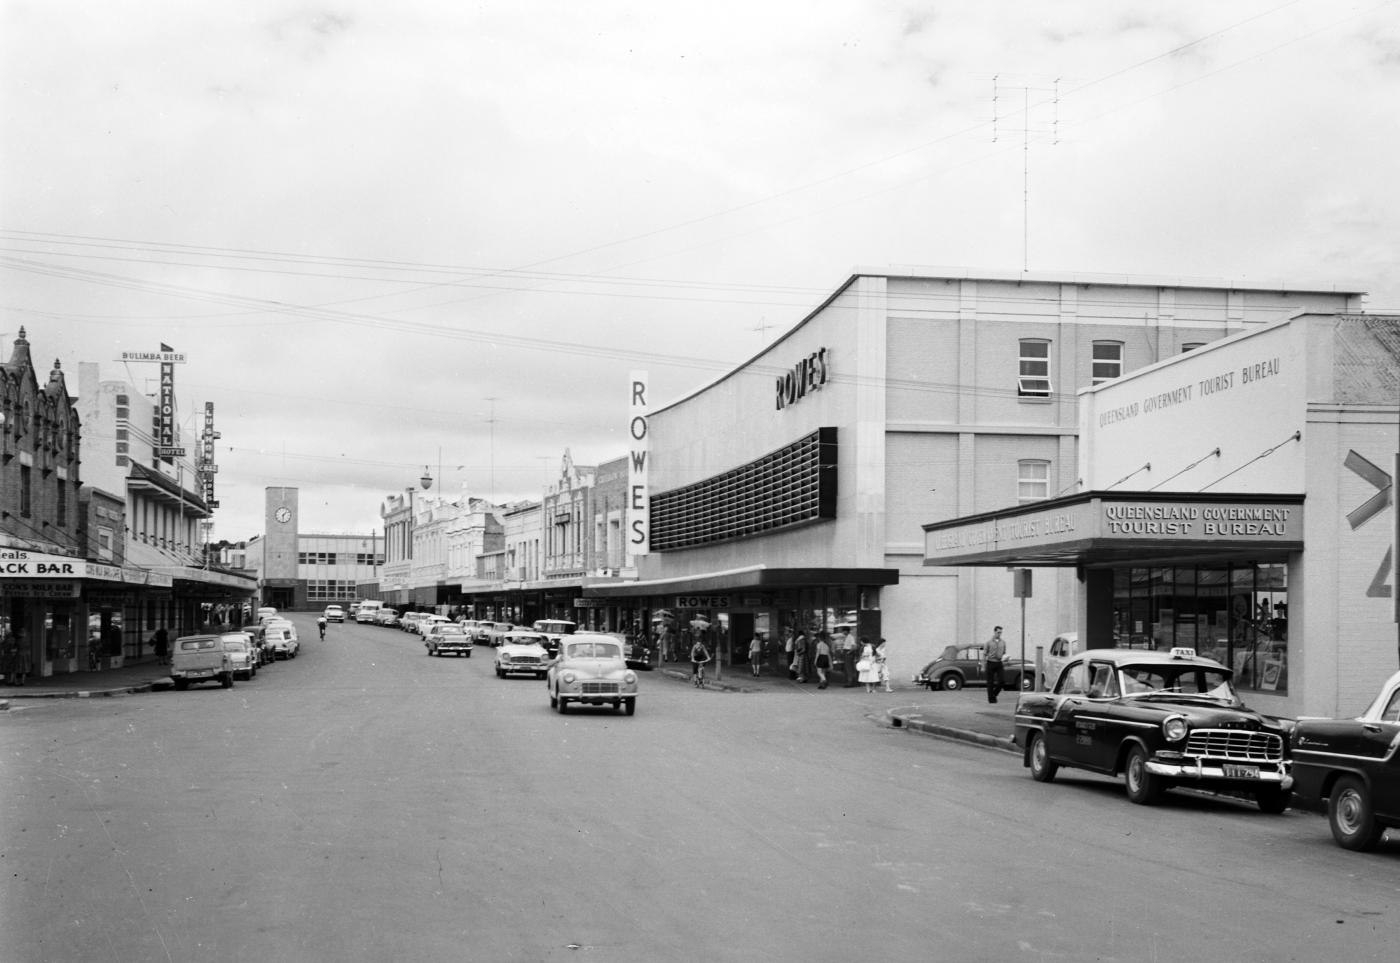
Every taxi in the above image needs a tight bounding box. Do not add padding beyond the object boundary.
[1014,647,1293,812]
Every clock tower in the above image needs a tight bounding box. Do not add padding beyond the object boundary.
[263,487,299,592]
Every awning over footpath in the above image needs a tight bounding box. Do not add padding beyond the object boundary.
[584,564,899,599]
[923,491,1304,569]
[124,541,257,592]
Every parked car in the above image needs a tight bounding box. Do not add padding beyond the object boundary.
[1013,647,1293,812]
[915,643,1033,691]
[354,600,384,624]
[1290,669,1400,851]
[495,631,551,678]
[170,634,235,690]
[1041,631,1082,688]
[220,633,258,681]
[375,608,401,628]
[425,623,474,657]
[457,618,484,639]
[323,605,345,623]
[547,633,638,715]
[255,606,278,624]
[265,625,299,660]
[241,625,272,667]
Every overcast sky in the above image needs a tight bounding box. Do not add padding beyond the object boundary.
[3,0,1397,544]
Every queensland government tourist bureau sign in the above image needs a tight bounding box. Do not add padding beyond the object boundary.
[924,498,1304,566]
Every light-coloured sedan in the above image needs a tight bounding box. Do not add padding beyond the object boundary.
[546,633,638,715]
[424,623,473,657]
[219,633,258,681]
[494,631,551,679]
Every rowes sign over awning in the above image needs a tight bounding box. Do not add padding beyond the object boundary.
[923,492,1304,568]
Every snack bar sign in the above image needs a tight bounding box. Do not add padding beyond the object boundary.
[0,549,82,577]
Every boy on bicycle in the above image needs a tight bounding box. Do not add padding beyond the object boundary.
[690,637,711,687]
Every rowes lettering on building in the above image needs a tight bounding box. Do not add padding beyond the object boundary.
[775,347,829,410]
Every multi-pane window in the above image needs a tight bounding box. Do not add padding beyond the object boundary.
[1017,460,1050,503]
[1091,341,1123,384]
[1017,340,1052,397]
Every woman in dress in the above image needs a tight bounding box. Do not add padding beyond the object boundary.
[857,638,879,693]
[814,634,832,689]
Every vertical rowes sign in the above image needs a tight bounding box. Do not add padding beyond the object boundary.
[629,371,650,554]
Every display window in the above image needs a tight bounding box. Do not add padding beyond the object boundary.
[1112,562,1287,694]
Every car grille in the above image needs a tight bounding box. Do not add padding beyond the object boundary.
[1185,729,1283,762]
[512,656,541,665]
[581,681,620,695]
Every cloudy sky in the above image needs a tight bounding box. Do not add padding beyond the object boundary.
[3,0,1397,543]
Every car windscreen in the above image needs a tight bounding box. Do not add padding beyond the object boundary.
[565,642,622,659]
[1120,663,1237,701]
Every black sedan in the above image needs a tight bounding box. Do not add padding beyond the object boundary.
[1013,647,1293,812]
[914,643,1033,691]
[1291,670,1400,850]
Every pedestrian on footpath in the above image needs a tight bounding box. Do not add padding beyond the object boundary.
[856,638,879,693]
[783,628,796,679]
[984,625,1006,703]
[748,634,763,678]
[814,633,832,689]
[793,631,809,683]
[2,630,25,685]
[152,627,169,666]
[876,638,892,692]
[839,627,858,687]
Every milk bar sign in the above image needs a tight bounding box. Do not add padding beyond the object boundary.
[0,550,81,576]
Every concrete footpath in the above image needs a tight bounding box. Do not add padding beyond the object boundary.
[2,657,1019,754]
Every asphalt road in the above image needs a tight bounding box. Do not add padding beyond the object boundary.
[2,615,1396,963]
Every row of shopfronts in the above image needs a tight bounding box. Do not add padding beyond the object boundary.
[2,549,256,678]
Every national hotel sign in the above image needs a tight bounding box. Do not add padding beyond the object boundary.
[925,496,1303,567]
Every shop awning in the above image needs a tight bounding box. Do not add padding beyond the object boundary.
[584,564,899,599]
[923,491,1304,568]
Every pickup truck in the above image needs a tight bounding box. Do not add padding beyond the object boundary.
[170,634,235,690]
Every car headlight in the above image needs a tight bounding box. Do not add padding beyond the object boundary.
[500,653,511,662]
[1162,715,1189,742]
[562,671,576,684]
[623,671,637,684]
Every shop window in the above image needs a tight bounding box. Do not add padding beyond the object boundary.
[1017,460,1050,503]
[1017,340,1052,398]
[1091,341,1123,384]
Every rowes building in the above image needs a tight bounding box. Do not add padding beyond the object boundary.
[587,268,1368,688]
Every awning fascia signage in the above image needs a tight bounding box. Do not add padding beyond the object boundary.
[584,565,899,599]
[923,491,1304,567]
[0,550,175,586]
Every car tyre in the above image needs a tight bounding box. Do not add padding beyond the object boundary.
[1124,745,1163,805]
[1329,775,1384,851]
[557,695,568,714]
[221,673,233,689]
[1254,786,1292,815]
[623,698,636,716]
[495,667,505,678]
[174,678,188,691]
[1028,732,1057,783]
[1019,673,1033,690]
[939,673,963,691]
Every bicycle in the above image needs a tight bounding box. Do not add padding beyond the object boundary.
[691,662,709,688]
[317,619,327,641]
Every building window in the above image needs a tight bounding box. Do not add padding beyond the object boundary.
[20,464,32,517]
[1017,340,1052,397]
[57,479,67,527]
[1017,460,1050,503]
[1091,341,1123,384]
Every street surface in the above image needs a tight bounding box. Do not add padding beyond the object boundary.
[2,615,1397,962]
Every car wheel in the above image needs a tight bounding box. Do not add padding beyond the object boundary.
[222,673,233,689]
[623,698,636,716]
[1329,776,1384,851]
[495,667,505,678]
[1124,745,1163,805]
[548,687,557,708]
[1255,786,1292,815]
[1019,673,1033,690]
[1028,732,1057,783]
[939,673,963,691]
[174,678,188,691]
[557,695,568,714]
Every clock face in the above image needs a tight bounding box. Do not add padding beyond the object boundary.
[275,507,292,524]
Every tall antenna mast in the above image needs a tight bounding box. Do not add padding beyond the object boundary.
[992,76,1060,272]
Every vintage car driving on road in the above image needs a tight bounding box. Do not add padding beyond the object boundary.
[532,618,576,657]
[1290,669,1400,851]
[1013,647,1293,812]
[546,633,638,715]
[495,630,551,678]
[424,623,473,657]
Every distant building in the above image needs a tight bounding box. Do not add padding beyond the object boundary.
[250,487,383,610]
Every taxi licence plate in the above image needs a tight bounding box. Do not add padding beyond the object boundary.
[1223,764,1259,779]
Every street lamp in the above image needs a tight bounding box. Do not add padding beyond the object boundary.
[420,466,433,490]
